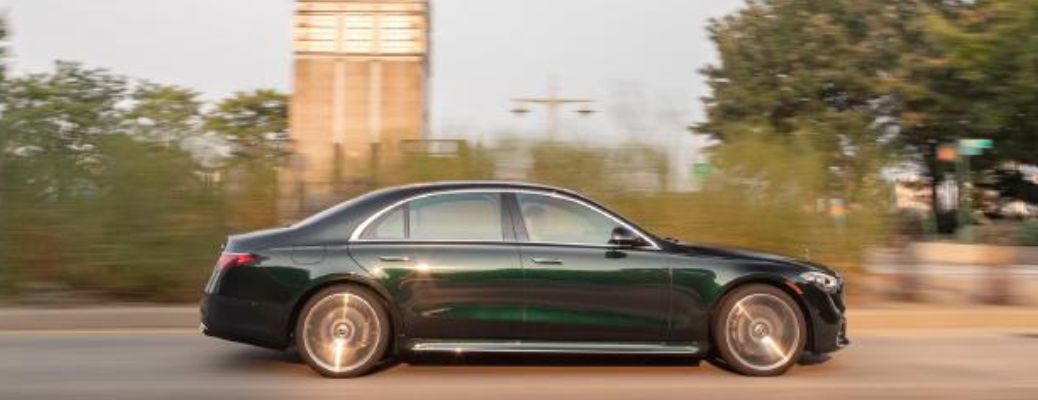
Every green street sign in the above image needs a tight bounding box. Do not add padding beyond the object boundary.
[960,138,994,149]
[960,147,983,156]
[693,162,712,177]
[958,139,994,156]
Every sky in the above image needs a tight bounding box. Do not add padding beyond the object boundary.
[0,0,745,145]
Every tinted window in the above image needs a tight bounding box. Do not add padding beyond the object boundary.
[409,193,503,241]
[360,206,405,240]
[517,194,616,245]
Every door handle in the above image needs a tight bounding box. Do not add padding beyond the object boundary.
[379,256,412,262]
[531,258,563,265]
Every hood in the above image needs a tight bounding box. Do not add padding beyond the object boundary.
[674,242,796,263]
[673,241,839,276]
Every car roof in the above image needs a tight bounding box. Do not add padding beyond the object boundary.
[291,181,588,229]
[376,181,579,196]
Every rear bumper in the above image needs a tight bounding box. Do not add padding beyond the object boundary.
[200,293,291,349]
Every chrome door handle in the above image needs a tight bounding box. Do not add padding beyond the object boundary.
[379,256,411,262]
[531,258,563,265]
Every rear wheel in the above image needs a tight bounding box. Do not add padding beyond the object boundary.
[712,284,806,376]
[295,285,390,378]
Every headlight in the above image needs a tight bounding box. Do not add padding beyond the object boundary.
[800,271,841,293]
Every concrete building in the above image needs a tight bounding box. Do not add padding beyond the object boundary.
[283,0,430,216]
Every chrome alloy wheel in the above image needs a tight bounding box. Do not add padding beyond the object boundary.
[724,293,801,372]
[301,293,382,374]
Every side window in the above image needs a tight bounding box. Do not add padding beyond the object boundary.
[360,206,405,240]
[517,194,617,245]
[409,193,503,241]
[361,192,504,241]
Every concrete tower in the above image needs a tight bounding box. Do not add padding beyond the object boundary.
[284,0,430,215]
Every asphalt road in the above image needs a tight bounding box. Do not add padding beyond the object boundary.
[1,330,1036,400]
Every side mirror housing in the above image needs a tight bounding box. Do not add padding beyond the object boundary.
[609,226,645,248]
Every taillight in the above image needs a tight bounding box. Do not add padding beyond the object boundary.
[215,252,259,269]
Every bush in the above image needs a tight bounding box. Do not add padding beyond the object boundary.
[1020,222,1038,246]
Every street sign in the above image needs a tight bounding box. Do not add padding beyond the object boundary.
[959,139,994,155]
[693,162,712,178]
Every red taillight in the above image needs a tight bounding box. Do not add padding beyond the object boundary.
[215,252,259,269]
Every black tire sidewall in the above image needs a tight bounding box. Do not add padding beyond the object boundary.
[712,283,807,377]
[294,284,391,378]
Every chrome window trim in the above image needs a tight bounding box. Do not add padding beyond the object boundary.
[349,188,661,250]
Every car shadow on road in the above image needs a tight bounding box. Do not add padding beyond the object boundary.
[404,353,702,368]
[220,347,703,370]
[217,347,832,377]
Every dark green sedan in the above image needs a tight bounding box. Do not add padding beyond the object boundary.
[201,181,848,377]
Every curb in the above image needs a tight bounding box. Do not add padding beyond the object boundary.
[0,307,199,331]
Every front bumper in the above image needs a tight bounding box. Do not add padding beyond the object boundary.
[799,284,849,354]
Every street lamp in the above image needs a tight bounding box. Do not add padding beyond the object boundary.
[510,78,596,140]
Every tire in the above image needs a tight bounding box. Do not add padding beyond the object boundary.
[712,284,806,377]
[295,285,391,378]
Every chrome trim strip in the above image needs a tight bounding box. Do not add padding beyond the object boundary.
[349,188,661,250]
[410,341,701,355]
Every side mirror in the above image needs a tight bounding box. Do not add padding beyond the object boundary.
[609,226,645,248]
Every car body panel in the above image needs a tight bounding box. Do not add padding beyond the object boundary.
[521,245,671,342]
[349,242,526,340]
[201,181,848,357]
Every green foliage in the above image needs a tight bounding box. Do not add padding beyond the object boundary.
[0,62,127,152]
[205,89,288,156]
[922,0,1038,166]
[695,0,1038,237]
[699,0,921,190]
[0,14,8,83]
[1020,222,1038,246]
[695,0,911,267]
[126,83,203,144]
[0,62,284,301]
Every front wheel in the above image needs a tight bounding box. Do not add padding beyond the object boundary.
[712,284,806,376]
[295,285,390,378]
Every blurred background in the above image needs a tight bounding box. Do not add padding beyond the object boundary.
[0,0,1035,307]
[0,0,1036,398]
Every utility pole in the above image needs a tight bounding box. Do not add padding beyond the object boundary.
[953,138,994,242]
[510,77,595,140]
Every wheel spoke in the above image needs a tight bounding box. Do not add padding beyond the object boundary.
[301,292,381,374]
[759,335,787,359]
[332,338,346,370]
[725,293,800,372]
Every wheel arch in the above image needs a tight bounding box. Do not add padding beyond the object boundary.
[708,275,815,354]
[285,275,402,351]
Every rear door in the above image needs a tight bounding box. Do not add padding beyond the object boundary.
[509,192,671,342]
[349,192,525,341]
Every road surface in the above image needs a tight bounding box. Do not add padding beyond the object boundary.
[1,330,1035,400]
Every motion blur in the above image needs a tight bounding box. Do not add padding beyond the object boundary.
[0,0,1037,399]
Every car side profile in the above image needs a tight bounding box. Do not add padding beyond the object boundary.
[201,181,848,377]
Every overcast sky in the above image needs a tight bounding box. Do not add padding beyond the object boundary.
[0,0,744,144]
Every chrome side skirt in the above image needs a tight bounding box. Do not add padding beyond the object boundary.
[409,341,704,355]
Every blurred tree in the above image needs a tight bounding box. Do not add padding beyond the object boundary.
[205,89,288,157]
[923,0,1038,166]
[700,0,930,194]
[0,61,127,211]
[697,0,993,235]
[0,61,244,300]
[203,89,290,232]
[0,14,8,83]
[72,134,224,300]
[694,0,930,265]
[125,82,203,146]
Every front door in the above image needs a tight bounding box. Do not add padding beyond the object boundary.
[349,192,525,341]
[509,193,671,342]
